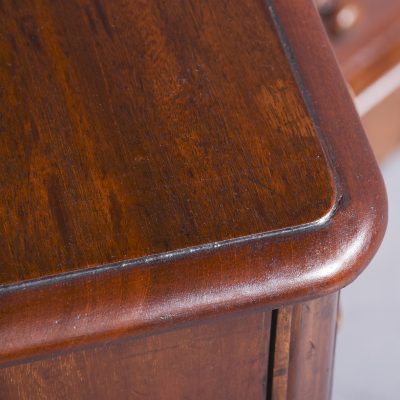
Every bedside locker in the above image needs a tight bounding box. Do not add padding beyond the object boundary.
[0,1,387,399]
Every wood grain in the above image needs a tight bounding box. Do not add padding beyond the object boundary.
[0,0,386,368]
[0,0,335,286]
[270,307,293,400]
[286,293,339,400]
[0,311,271,400]
[267,294,338,400]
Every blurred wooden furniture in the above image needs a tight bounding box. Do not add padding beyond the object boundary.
[318,0,400,160]
[0,1,386,399]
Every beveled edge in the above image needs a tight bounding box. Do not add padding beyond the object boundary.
[0,0,387,367]
[0,200,338,292]
[0,0,339,290]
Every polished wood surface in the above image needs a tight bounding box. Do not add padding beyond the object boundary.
[0,297,340,400]
[269,294,338,400]
[0,1,387,398]
[0,0,386,368]
[0,312,272,399]
[0,0,335,286]
[286,294,338,400]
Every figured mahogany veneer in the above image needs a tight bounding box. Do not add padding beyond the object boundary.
[0,0,335,286]
[0,1,386,397]
[0,312,273,399]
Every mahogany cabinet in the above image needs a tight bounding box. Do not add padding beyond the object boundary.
[0,0,387,399]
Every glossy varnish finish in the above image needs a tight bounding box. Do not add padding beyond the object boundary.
[0,312,272,400]
[0,0,335,285]
[0,0,387,392]
[0,297,339,400]
[268,294,338,400]
[286,294,339,400]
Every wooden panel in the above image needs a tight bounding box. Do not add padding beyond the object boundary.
[0,0,387,367]
[0,0,335,286]
[0,312,271,400]
[270,307,293,400]
[267,293,339,400]
[286,293,338,400]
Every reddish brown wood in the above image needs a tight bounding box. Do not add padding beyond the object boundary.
[286,294,339,400]
[0,312,271,399]
[328,0,400,94]
[270,307,293,400]
[268,294,339,400]
[0,0,335,286]
[319,1,400,160]
[0,0,386,378]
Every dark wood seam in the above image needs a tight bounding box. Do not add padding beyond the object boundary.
[266,309,279,400]
[0,0,340,294]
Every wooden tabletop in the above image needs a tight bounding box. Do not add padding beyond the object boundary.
[0,0,336,286]
[0,0,386,366]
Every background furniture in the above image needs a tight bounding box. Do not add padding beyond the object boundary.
[318,0,400,160]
